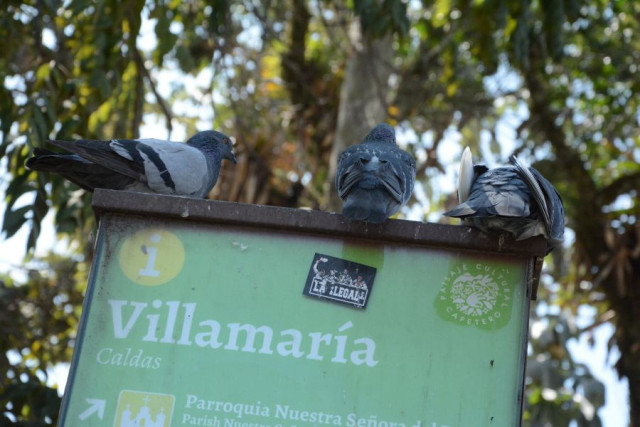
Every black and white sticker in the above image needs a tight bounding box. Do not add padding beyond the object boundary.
[303,253,376,309]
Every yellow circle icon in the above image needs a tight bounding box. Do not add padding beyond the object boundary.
[118,229,185,286]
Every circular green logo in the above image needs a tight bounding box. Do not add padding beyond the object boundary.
[435,262,513,330]
[118,229,185,286]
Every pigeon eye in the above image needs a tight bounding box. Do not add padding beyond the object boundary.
[223,138,229,145]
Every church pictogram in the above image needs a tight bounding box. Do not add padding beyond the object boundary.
[114,390,174,427]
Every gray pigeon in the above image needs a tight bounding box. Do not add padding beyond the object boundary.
[444,147,565,253]
[335,123,416,224]
[26,130,237,198]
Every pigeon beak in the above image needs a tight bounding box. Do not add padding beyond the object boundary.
[228,152,238,164]
[226,137,238,164]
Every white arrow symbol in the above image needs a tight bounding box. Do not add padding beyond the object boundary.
[78,398,106,420]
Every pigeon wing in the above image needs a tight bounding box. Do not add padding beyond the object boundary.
[336,146,370,199]
[400,150,416,203]
[376,150,415,204]
[110,138,210,196]
[445,167,530,218]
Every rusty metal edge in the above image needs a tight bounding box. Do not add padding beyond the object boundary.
[530,256,544,300]
[516,257,536,426]
[92,189,547,257]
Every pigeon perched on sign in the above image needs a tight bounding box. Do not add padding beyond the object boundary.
[444,147,565,253]
[26,130,237,198]
[335,123,416,224]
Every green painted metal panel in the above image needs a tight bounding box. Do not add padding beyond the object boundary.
[59,190,539,427]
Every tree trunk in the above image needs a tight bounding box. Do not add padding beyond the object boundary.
[327,22,393,212]
[525,47,640,427]
[610,226,640,427]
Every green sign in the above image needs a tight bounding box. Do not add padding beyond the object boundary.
[60,213,531,427]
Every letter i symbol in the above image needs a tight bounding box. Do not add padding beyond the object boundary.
[139,234,161,277]
[119,229,185,286]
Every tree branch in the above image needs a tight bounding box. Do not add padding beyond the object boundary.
[132,48,173,137]
[599,171,640,206]
[132,49,144,139]
[523,40,605,257]
[576,310,616,335]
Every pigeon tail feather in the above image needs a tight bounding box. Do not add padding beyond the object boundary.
[342,188,397,224]
[457,147,474,203]
[26,151,137,191]
[48,139,145,181]
[509,155,552,236]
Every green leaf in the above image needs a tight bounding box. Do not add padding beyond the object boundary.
[4,173,32,211]
[43,96,57,126]
[2,205,31,239]
[89,69,110,99]
[154,8,178,64]
[88,99,114,133]
[433,0,452,28]
[30,107,49,144]
[35,63,52,83]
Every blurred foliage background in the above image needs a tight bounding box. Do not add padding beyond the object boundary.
[1,0,639,425]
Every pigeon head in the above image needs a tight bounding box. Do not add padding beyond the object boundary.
[363,123,396,144]
[187,130,237,164]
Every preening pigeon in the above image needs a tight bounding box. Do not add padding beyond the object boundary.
[444,147,565,253]
[335,123,416,224]
[26,130,237,198]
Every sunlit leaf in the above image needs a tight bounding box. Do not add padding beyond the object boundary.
[433,0,452,28]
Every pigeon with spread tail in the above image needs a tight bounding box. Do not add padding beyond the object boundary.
[444,147,565,253]
[335,124,416,224]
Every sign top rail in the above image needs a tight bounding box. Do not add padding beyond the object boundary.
[92,189,547,258]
